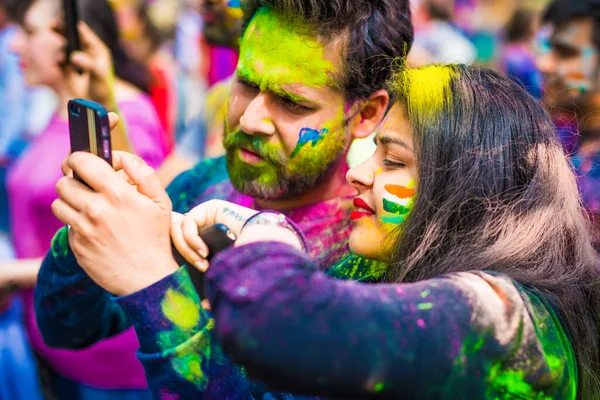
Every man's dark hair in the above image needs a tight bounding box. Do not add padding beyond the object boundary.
[543,0,600,51]
[242,0,414,101]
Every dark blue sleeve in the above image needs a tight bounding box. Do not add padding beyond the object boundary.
[206,242,577,399]
[34,227,131,349]
[115,266,256,399]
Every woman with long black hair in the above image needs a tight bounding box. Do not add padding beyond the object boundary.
[170,64,600,399]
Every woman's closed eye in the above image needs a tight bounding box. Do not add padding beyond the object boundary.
[383,159,406,169]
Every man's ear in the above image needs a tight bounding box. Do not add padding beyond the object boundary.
[349,89,390,140]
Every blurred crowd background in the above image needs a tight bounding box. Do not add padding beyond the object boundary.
[0,0,598,398]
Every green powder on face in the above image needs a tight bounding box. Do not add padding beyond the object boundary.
[381,214,406,225]
[226,6,348,194]
[383,198,411,215]
[237,7,336,90]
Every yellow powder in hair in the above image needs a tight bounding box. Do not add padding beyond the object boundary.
[394,65,458,119]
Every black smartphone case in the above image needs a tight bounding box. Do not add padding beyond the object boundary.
[68,99,112,184]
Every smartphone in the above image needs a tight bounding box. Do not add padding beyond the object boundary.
[68,99,112,185]
[172,224,237,298]
[63,0,81,68]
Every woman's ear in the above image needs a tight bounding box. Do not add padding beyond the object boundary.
[349,89,390,140]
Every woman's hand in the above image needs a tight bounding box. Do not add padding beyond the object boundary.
[62,22,116,109]
[56,21,133,152]
[171,200,258,271]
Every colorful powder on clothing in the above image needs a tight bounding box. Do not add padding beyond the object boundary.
[327,252,388,283]
[417,302,433,310]
[373,382,385,392]
[50,227,70,259]
[157,273,214,389]
[161,289,201,330]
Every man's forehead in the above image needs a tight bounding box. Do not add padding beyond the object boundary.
[238,7,344,90]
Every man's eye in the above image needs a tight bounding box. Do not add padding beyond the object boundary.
[280,97,311,114]
[383,159,406,168]
[239,79,259,90]
[553,45,579,58]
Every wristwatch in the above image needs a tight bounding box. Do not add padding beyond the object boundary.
[240,211,308,252]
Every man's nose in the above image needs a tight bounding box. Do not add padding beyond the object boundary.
[239,93,276,136]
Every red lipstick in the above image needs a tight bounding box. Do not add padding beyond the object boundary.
[351,198,376,221]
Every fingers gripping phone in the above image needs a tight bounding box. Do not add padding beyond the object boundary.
[68,99,112,185]
[63,0,81,68]
[173,224,237,299]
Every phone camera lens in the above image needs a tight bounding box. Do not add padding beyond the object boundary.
[69,104,81,116]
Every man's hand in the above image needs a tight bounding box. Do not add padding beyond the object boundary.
[52,152,178,296]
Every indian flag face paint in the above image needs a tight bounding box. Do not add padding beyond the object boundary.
[380,181,416,227]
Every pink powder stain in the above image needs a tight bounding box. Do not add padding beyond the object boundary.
[417,319,425,328]
[159,389,180,400]
[344,101,354,115]
[395,287,404,295]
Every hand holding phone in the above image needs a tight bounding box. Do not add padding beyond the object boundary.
[68,99,112,185]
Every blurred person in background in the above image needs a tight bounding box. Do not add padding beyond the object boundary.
[499,7,543,99]
[537,0,600,243]
[0,0,26,262]
[111,0,178,152]
[1,0,167,398]
[0,2,46,399]
[156,0,244,186]
[412,0,476,64]
[455,0,517,65]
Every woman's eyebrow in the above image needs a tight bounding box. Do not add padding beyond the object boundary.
[377,135,413,152]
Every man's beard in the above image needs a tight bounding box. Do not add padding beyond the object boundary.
[224,130,346,201]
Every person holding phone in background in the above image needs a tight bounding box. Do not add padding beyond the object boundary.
[1,0,166,398]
